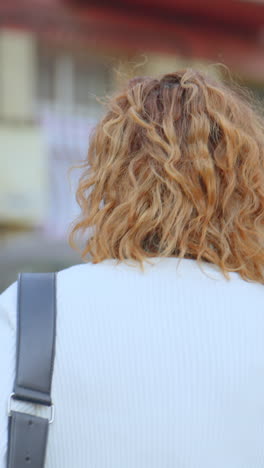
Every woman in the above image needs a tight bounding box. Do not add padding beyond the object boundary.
[1,68,264,467]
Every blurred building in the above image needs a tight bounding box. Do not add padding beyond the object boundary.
[0,0,263,291]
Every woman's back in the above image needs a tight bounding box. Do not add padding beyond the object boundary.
[1,257,264,467]
[2,67,264,467]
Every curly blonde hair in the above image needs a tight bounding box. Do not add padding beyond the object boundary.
[69,68,264,283]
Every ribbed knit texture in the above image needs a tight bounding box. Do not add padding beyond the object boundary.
[1,257,264,467]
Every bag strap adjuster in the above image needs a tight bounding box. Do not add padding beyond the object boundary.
[7,392,55,425]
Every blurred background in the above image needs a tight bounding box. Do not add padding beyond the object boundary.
[0,0,263,292]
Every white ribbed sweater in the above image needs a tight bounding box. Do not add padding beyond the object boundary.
[1,257,264,467]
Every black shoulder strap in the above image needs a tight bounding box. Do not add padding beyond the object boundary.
[7,273,57,468]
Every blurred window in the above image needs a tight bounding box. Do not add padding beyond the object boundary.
[37,43,112,118]
[36,42,114,238]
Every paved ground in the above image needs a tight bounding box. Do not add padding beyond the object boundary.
[0,230,82,293]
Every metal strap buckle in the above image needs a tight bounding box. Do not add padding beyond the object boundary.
[7,392,55,424]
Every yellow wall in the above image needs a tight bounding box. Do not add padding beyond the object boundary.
[0,125,48,226]
[0,30,48,227]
